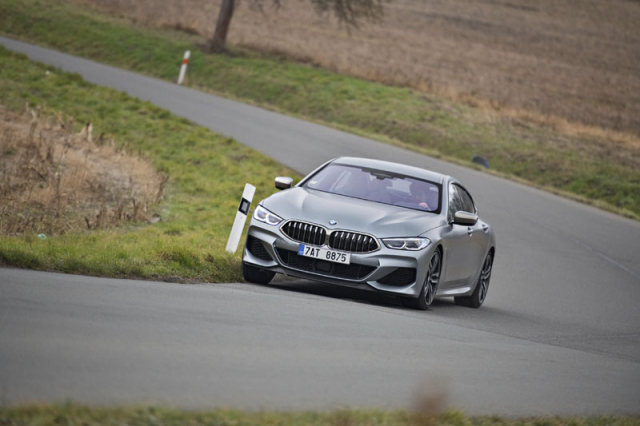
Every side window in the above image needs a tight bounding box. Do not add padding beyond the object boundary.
[447,184,463,222]
[448,184,475,222]
[456,185,476,214]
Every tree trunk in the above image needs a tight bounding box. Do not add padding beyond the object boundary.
[209,0,235,52]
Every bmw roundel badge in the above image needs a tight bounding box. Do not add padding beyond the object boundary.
[329,220,337,225]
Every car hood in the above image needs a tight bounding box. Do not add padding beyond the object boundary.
[262,187,446,238]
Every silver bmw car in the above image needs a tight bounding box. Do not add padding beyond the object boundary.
[242,157,496,310]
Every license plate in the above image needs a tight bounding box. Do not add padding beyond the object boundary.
[298,244,351,265]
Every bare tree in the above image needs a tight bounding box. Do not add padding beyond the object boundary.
[208,0,387,52]
[209,0,236,52]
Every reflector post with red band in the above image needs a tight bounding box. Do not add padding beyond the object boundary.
[177,50,191,85]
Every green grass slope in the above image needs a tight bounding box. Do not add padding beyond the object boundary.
[0,46,299,281]
[1,0,638,220]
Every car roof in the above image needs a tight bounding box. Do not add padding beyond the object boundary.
[331,157,447,184]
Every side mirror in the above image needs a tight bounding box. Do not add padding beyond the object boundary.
[275,177,293,190]
[453,211,478,226]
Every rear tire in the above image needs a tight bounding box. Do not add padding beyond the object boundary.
[404,250,442,311]
[455,252,493,308]
[242,262,275,285]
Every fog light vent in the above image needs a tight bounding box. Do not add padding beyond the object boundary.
[246,236,273,261]
[378,268,416,286]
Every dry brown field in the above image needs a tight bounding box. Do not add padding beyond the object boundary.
[88,0,640,138]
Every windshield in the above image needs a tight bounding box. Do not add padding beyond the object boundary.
[303,164,441,213]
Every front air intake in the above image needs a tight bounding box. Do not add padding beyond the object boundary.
[276,248,376,280]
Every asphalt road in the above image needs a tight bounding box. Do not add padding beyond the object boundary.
[1,37,639,415]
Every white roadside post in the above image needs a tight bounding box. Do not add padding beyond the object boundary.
[226,183,256,254]
[177,50,191,85]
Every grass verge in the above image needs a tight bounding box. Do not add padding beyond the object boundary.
[0,46,299,281]
[1,0,638,220]
[1,404,638,426]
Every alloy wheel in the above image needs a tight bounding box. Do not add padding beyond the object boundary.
[478,254,493,304]
[424,251,441,306]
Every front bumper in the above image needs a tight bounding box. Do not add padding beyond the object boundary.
[242,218,434,298]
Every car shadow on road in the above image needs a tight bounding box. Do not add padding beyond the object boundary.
[265,275,468,314]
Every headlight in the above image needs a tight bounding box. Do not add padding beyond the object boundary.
[253,205,283,226]
[382,238,431,251]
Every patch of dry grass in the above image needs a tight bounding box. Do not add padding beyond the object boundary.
[87,0,640,143]
[0,104,166,235]
[1,403,639,426]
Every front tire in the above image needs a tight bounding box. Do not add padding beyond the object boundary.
[455,252,493,308]
[242,262,275,285]
[404,250,442,311]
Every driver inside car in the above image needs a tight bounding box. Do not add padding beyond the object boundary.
[410,181,434,211]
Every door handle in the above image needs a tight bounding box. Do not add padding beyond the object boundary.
[467,227,473,236]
